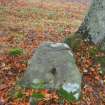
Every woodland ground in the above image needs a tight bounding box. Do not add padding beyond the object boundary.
[0,0,105,105]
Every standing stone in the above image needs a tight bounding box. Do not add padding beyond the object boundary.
[20,42,81,99]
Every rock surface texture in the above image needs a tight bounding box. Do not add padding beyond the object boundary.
[21,42,81,99]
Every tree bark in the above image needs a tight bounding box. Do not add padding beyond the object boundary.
[76,0,105,46]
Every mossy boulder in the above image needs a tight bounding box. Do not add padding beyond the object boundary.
[20,42,81,100]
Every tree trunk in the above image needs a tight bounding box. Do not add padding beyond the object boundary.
[76,0,105,47]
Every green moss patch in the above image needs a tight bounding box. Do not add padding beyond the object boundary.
[64,34,82,50]
[9,48,23,56]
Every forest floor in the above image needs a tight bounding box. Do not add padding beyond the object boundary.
[0,0,105,105]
